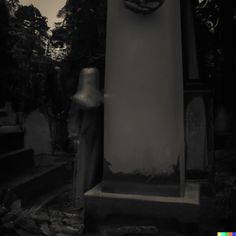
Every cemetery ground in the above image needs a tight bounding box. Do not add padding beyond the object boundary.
[0,148,235,236]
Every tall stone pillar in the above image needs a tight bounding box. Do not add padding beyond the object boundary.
[103,0,185,197]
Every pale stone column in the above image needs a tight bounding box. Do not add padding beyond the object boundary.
[103,0,185,196]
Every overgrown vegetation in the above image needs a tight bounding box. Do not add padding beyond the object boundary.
[0,0,106,152]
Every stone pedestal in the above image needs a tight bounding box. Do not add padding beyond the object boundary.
[85,182,200,224]
[85,183,200,224]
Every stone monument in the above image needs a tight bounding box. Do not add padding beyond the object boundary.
[85,0,200,224]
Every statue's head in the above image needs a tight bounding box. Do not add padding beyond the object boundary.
[124,0,165,15]
[71,68,103,110]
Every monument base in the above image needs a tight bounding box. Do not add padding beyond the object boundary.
[101,180,181,197]
[84,182,200,225]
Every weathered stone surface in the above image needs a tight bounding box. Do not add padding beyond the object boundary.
[0,162,68,206]
[85,183,200,223]
[0,125,24,154]
[186,96,207,171]
[24,110,51,155]
[0,102,16,125]
[0,149,34,181]
[103,0,184,196]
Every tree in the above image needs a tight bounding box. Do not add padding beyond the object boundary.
[0,0,11,105]
[7,4,50,111]
[56,0,106,74]
[11,5,49,59]
[5,0,19,16]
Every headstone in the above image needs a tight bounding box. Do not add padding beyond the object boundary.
[0,102,16,125]
[186,96,207,171]
[24,110,51,155]
[102,0,185,197]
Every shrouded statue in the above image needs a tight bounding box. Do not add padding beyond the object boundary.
[69,68,103,211]
[124,0,165,14]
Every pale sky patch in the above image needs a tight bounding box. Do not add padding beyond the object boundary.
[19,0,67,29]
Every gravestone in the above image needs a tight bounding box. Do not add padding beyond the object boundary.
[24,110,51,155]
[186,96,208,172]
[0,102,16,125]
[85,0,200,223]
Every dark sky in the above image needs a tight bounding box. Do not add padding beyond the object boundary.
[20,0,66,28]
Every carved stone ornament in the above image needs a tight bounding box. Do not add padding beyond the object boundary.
[124,0,165,15]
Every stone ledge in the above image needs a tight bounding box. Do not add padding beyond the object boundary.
[85,182,200,224]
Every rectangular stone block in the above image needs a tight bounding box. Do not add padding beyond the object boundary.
[103,0,184,196]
